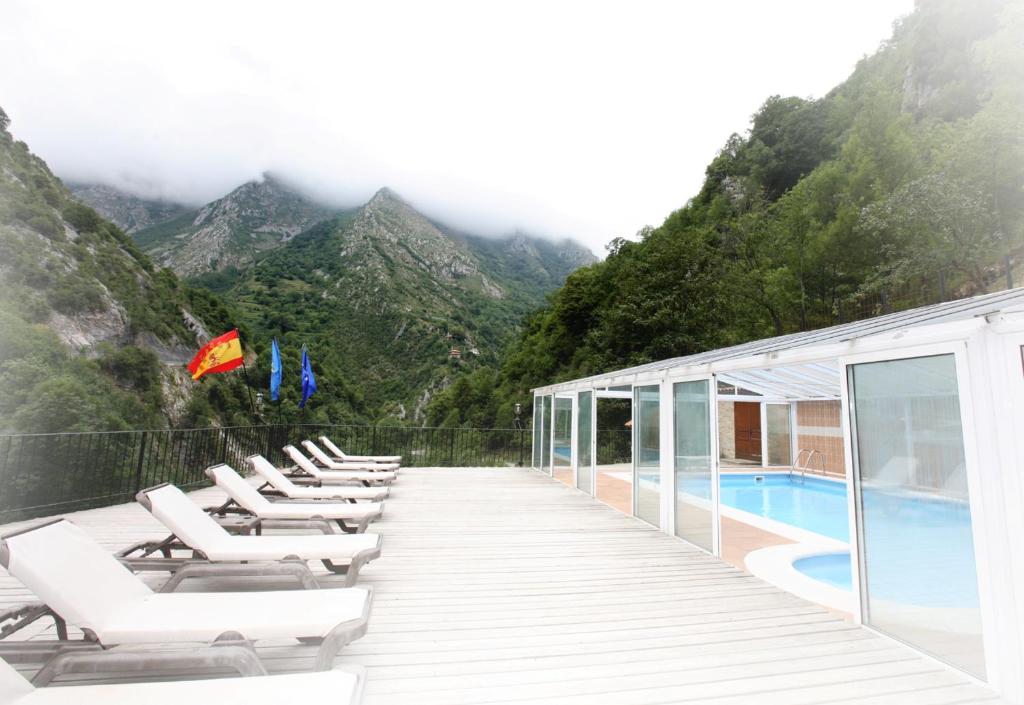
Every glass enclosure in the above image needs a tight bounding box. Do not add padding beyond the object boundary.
[673,380,713,551]
[553,397,573,484]
[766,403,792,466]
[848,354,985,678]
[633,385,661,527]
[532,396,543,468]
[577,391,594,493]
[541,395,552,472]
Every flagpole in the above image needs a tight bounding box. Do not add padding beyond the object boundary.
[240,356,257,418]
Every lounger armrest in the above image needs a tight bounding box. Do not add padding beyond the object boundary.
[205,504,255,517]
[257,518,338,535]
[0,602,70,642]
[32,637,268,686]
[220,516,264,535]
[158,558,321,592]
[313,586,374,671]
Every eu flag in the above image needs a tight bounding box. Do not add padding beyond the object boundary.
[269,338,282,401]
[300,344,317,409]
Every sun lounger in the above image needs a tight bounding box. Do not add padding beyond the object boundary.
[320,435,401,464]
[205,464,384,534]
[124,483,381,587]
[247,454,389,502]
[1,656,366,703]
[0,520,372,675]
[302,440,399,472]
[283,446,396,486]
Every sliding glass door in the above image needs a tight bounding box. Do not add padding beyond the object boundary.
[541,395,552,473]
[673,379,713,551]
[553,396,574,484]
[848,353,985,678]
[577,391,594,493]
[633,385,661,527]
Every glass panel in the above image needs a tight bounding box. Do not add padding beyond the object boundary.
[766,404,792,466]
[634,385,661,526]
[553,397,573,484]
[849,354,984,678]
[541,396,552,472]
[674,380,713,551]
[595,397,632,514]
[532,396,543,468]
[577,391,593,493]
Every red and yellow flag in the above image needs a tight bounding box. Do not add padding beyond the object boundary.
[187,329,244,381]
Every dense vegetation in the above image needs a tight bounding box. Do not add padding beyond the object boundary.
[425,0,1024,428]
[0,107,253,432]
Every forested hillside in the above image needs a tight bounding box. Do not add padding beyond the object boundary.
[0,108,253,432]
[426,0,1024,428]
[223,189,594,424]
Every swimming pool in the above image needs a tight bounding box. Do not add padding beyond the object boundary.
[703,472,980,609]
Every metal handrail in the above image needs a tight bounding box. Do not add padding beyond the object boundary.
[794,448,827,481]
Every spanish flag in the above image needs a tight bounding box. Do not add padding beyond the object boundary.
[188,329,244,381]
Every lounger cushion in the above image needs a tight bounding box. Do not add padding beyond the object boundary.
[98,587,369,643]
[143,484,381,561]
[320,436,401,464]
[2,521,152,635]
[1,657,363,705]
[247,455,389,501]
[208,465,384,522]
[283,447,395,484]
[302,441,399,472]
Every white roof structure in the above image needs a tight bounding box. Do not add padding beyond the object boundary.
[533,287,1024,399]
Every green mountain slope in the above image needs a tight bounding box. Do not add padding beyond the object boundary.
[224,188,594,423]
[0,108,252,432]
[426,0,1024,426]
[68,182,190,234]
[133,174,337,277]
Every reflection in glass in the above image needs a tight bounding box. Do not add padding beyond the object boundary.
[553,397,573,484]
[849,354,984,678]
[541,396,552,472]
[532,396,543,468]
[673,380,713,551]
[766,404,792,466]
[577,391,594,493]
[634,385,661,526]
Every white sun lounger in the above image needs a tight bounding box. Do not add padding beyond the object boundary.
[1,656,366,701]
[320,436,401,465]
[205,464,384,534]
[283,446,396,486]
[247,454,389,502]
[127,484,381,587]
[0,520,372,675]
[301,441,399,472]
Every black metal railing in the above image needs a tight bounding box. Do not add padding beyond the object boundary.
[0,424,530,523]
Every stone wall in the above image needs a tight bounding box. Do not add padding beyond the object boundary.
[717,400,736,460]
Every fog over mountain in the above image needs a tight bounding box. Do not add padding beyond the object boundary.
[0,0,912,253]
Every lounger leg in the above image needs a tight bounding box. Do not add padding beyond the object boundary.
[31,634,267,685]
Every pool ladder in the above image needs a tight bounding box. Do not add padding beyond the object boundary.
[794,448,826,482]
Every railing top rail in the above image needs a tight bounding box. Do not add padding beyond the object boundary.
[0,423,527,439]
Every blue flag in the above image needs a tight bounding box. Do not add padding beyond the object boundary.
[269,338,282,401]
[300,344,317,409]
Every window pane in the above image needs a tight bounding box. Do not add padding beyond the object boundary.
[553,397,573,485]
[766,404,792,466]
[577,391,593,493]
[849,354,985,678]
[674,380,713,551]
[541,396,552,471]
[532,397,542,468]
[634,385,660,527]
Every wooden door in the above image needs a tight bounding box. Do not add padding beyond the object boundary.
[734,402,762,461]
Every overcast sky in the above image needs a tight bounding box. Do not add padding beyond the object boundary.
[1,0,913,254]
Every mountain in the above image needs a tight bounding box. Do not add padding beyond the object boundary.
[132,175,338,277]
[68,182,190,234]
[0,107,253,433]
[425,0,1024,427]
[223,187,595,423]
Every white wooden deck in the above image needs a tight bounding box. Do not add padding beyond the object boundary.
[0,467,1005,704]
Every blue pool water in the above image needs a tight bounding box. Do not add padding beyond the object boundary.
[699,473,980,608]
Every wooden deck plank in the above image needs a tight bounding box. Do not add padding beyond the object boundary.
[0,466,1005,704]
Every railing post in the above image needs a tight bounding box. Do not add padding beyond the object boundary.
[133,430,148,496]
[518,428,525,467]
[448,428,456,466]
